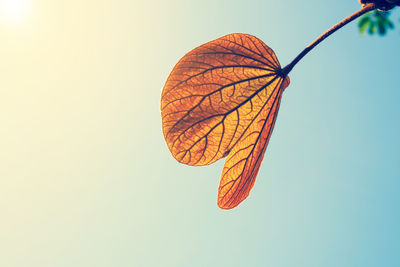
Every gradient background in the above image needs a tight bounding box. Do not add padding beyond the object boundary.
[1,0,399,266]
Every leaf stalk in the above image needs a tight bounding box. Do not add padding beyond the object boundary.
[281,3,377,76]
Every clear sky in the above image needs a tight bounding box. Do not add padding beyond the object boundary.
[1,0,399,266]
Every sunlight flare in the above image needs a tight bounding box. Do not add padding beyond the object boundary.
[0,0,31,24]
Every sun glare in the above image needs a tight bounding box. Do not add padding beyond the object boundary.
[0,0,31,24]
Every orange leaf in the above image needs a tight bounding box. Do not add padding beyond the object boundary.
[218,76,289,209]
[161,33,290,208]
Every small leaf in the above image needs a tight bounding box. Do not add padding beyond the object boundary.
[359,10,395,36]
[368,22,377,35]
[387,20,394,29]
[359,16,371,33]
[378,22,386,35]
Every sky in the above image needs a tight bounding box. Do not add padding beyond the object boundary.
[0,0,399,266]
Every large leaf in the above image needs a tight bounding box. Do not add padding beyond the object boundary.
[161,33,290,208]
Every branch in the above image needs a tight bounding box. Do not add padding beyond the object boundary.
[281,3,377,76]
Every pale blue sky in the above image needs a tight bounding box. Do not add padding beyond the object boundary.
[1,1,399,266]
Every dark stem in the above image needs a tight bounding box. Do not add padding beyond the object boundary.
[281,3,377,76]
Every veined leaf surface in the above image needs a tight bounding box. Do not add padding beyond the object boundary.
[161,33,290,208]
[218,76,289,209]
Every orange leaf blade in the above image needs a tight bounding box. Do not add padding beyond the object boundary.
[217,76,289,209]
[161,33,285,166]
